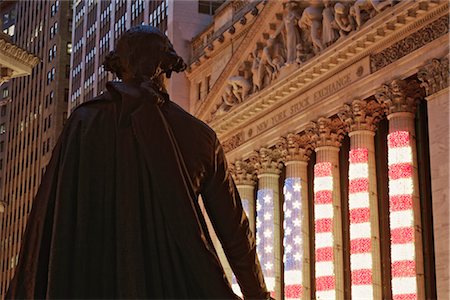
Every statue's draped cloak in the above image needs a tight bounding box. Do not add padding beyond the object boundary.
[7,82,268,299]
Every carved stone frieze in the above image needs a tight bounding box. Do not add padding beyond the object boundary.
[276,133,313,162]
[417,56,449,96]
[371,15,449,72]
[306,117,345,149]
[222,131,244,153]
[338,99,384,132]
[375,79,424,115]
[249,147,283,175]
[230,160,257,186]
[0,38,40,68]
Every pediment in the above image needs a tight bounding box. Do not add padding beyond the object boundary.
[188,0,446,136]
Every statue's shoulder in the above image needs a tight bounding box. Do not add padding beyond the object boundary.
[68,91,118,125]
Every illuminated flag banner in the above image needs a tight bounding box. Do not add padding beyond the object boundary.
[388,131,417,300]
[231,198,251,296]
[348,148,373,299]
[314,162,335,300]
[283,178,303,300]
[256,189,276,294]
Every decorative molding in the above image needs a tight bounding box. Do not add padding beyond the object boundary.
[370,15,449,72]
[417,56,449,96]
[338,99,384,132]
[306,117,345,149]
[0,38,40,68]
[375,79,424,115]
[222,131,244,153]
[229,160,256,186]
[276,133,313,162]
[249,147,283,175]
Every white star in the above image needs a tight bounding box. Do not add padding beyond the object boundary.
[256,202,262,211]
[293,183,301,192]
[285,244,292,253]
[265,245,273,253]
[294,252,302,261]
[283,186,287,194]
[285,227,292,236]
[293,236,302,245]
[293,219,301,227]
[264,212,272,221]
[263,229,272,238]
[285,191,292,201]
[293,201,301,209]
[263,194,272,203]
[265,262,273,270]
[256,219,262,229]
[285,209,292,218]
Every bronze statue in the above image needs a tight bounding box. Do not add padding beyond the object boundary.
[7,26,269,299]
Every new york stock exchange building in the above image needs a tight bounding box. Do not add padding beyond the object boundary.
[186,0,448,299]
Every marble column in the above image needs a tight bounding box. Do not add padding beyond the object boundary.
[250,148,283,300]
[338,99,384,299]
[376,79,425,300]
[231,160,257,234]
[418,57,449,300]
[306,117,345,300]
[277,133,313,300]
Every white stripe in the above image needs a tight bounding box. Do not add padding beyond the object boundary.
[391,243,415,262]
[388,147,412,164]
[349,192,370,209]
[316,290,336,300]
[349,163,368,180]
[315,232,333,248]
[352,285,373,299]
[350,222,371,239]
[315,204,333,220]
[350,253,373,270]
[265,277,275,291]
[232,284,242,297]
[390,210,414,229]
[314,177,333,192]
[391,277,417,295]
[389,178,413,196]
[284,270,302,284]
[315,261,334,277]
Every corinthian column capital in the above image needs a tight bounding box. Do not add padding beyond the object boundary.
[417,57,449,96]
[276,133,313,162]
[306,117,345,149]
[249,147,283,175]
[230,160,257,186]
[338,99,384,132]
[375,79,424,115]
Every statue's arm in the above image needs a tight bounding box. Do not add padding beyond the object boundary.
[201,136,269,300]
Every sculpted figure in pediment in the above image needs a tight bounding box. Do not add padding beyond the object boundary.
[322,0,339,47]
[351,0,393,30]
[260,38,285,86]
[272,0,302,65]
[333,2,355,38]
[299,4,324,54]
[250,49,263,93]
[228,75,252,103]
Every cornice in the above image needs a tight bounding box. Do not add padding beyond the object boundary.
[199,1,447,138]
[0,38,40,69]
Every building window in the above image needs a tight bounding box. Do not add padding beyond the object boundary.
[206,75,211,93]
[0,141,4,152]
[197,81,202,101]
[1,105,6,116]
[198,1,224,15]
[0,123,5,134]
[67,42,72,54]
[2,87,8,98]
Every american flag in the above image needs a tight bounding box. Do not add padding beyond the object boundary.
[283,178,303,300]
[388,131,417,300]
[256,189,276,293]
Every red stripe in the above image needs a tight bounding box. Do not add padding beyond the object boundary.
[351,269,372,285]
[349,178,369,193]
[315,275,335,291]
[314,162,332,177]
[392,294,417,300]
[315,190,332,204]
[315,246,333,261]
[391,227,415,244]
[349,148,368,164]
[388,131,410,148]
[285,284,303,298]
[391,260,416,277]
[350,238,371,254]
[315,218,332,233]
[389,163,413,180]
[390,195,413,211]
[349,207,370,224]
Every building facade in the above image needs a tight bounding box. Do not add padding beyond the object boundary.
[0,0,71,297]
[69,0,223,113]
[187,0,449,299]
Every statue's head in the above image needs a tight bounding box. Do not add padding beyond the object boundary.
[103,25,186,84]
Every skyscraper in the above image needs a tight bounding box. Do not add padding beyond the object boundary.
[69,0,223,113]
[0,1,72,297]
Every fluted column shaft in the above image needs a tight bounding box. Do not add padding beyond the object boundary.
[236,183,256,234]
